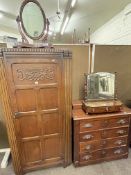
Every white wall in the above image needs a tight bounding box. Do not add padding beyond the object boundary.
[91,3,131,45]
[0,25,21,47]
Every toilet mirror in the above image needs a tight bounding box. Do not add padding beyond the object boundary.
[85,72,117,101]
[16,0,49,46]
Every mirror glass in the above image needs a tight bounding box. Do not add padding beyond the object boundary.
[22,2,44,38]
[86,72,115,101]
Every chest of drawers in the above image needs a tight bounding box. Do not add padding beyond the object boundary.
[73,101,131,167]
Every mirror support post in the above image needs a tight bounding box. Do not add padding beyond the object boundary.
[91,44,95,73]
[16,16,29,44]
[114,72,117,100]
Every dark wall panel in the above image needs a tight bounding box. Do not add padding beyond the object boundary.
[94,45,131,105]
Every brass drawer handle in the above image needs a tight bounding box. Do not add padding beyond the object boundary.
[85,145,91,150]
[117,119,127,125]
[101,140,107,146]
[114,149,123,154]
[115,140,124,145]
[106,107,109,112]
[83,134,94,140]
[117,130,127,135]
[101,150,107,155]
[83,155,92,160]
[83,123,93,128]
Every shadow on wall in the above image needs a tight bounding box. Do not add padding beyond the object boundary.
[0,100,9,149]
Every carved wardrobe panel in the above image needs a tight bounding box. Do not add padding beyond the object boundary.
[0,48,72,175]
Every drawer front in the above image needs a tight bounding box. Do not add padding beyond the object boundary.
[101,127,128,139]
[80,146,128,163]
[80,151,101,162]
[80,131,101,142]
[80,116,129,133]
[80,120,101,132]
[80,127,128,142]
[80,136,128,153]
[99,146,128,159]
[80,140,101,153]
[107,146,128,158]
[102,117,130,129]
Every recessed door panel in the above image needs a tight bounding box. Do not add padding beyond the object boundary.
[22,140,41,165]
[42,113,62,135]
[15,89,36,112]
[18,115,40,138]
[43,137,62,160]
[40,88,58,110]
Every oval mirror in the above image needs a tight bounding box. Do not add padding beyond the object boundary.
[20,0,46,40]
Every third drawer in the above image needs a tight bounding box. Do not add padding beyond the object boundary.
[80,136,128,153]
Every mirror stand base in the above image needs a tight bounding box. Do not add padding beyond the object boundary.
[82,100,123,114]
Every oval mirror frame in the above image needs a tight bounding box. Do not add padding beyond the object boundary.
[19,0,47,40]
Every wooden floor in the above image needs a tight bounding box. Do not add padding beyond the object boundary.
[1,149,131,175]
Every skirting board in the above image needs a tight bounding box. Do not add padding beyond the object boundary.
[0,148,11,168]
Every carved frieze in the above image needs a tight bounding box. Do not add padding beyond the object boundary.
[16,67,55,81]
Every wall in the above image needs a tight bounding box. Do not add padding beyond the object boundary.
[0,100,9,149]
[0,25,20,47]
[90,3,131,45]
[94,45,131,105]
[55,45,89,100]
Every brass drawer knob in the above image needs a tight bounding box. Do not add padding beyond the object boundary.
[83,155,92,160]
[117,130,126,135]
[101,150,107,155]
[101,140,107,146]
[83,123,93,128]
[85,145,91,150]
[117,119,127,125]
[83,134,94,140]
[114,149,123,154]
[106,107,109,112]
[115,140,124,145]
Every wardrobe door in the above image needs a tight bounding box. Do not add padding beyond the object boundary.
[5,57,64,171]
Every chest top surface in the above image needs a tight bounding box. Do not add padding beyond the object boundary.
[73,100,131,121]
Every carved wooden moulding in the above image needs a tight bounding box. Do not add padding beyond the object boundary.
[16,67,55,81]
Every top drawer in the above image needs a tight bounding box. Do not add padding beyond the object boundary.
[80,116,130,132]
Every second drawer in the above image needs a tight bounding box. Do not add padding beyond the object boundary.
[80,127,129,142]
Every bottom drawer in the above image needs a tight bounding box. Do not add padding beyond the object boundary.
[80,146,128,162]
